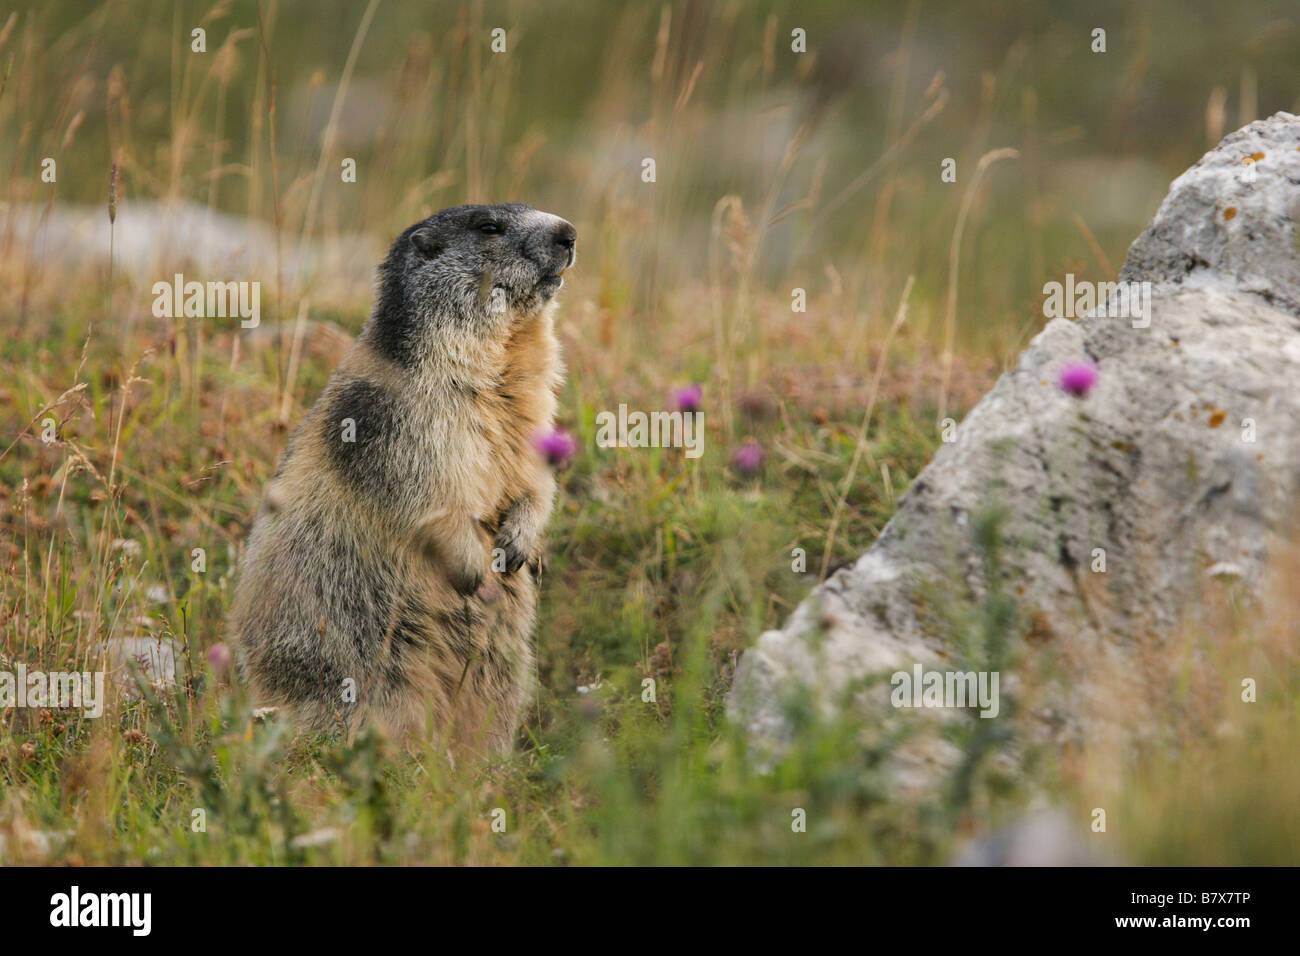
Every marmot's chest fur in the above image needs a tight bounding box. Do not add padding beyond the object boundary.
[230,203,575,754]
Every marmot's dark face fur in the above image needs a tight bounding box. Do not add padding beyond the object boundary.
[231,203,573,754]
[370,202,576,368]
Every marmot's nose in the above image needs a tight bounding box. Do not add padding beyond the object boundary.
[551,220,577,252]
[550,219,577,269]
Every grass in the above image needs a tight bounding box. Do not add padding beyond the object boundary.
[0,0,1297,865]
[1,285,973,865]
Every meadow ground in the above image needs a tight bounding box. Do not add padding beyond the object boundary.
[0,0,1296,864]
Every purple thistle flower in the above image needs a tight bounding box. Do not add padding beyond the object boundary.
[533,427,577,468]
[731,439,764,475]
[207,644,233,673]
[672,384,703,414]
[1059,360,1099,398]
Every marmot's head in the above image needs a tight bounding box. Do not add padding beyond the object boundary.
[371,203,576,363]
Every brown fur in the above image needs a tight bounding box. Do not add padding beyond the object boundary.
[230,204,573,756]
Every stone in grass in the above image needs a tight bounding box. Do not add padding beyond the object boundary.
[728,113,1300,785]
[951,809,1117,867]
[101,636,178,696]
[0,826,73,863]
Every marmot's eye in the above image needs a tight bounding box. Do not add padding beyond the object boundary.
[478,222,502,235]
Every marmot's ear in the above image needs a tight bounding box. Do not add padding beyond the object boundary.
[410,227,443,259]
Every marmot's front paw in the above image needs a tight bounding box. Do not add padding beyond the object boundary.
[493,528,530,574]
[424,520,492,596]
[447,564,483,596]
[494,501,539,574]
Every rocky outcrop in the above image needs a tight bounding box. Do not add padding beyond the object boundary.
[1,199,377,305]
[728,113,1300,775]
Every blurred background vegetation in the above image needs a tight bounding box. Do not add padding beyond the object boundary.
[5,0,1300,358]
[0,0,1296,865]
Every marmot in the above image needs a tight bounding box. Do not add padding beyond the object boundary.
[230,202,576,755]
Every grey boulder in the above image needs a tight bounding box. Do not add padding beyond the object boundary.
[728,112,1300,778]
